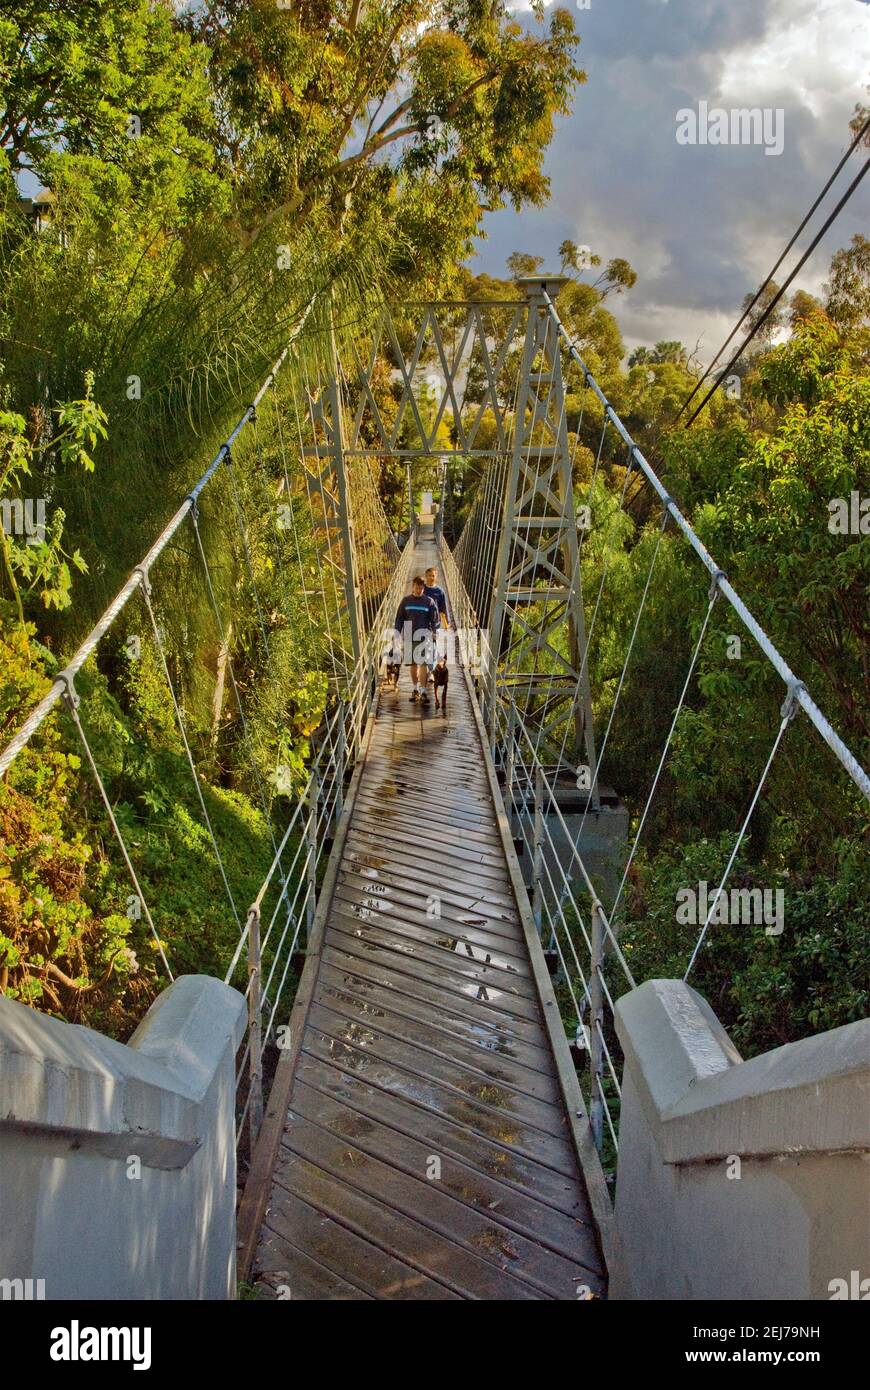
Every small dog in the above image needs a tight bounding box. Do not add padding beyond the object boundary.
[432,658,449,709]
[382,660,401,690]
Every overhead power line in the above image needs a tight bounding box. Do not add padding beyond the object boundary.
[682,146,870,428]
[675,114,870,425]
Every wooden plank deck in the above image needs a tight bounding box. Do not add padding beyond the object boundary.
[242,532,608,1301]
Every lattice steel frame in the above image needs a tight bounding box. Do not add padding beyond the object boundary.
[488,278,598,798]
[300,335,364,676]
[308,286,598,790]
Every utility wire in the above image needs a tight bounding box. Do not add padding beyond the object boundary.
[683,151,870,427]
[676,114,870,423]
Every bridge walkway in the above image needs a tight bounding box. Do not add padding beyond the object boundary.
[238,528,608,1300]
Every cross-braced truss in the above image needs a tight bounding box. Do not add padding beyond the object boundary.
[305,285,598,790]
[488,279,598,794]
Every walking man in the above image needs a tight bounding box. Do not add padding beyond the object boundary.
[423,565,449,672]
[395,575,438,705]
[423,567,449,632]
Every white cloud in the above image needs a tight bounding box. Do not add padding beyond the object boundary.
[475,0,870,365]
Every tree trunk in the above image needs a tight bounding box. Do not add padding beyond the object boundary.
[211,621,232,749]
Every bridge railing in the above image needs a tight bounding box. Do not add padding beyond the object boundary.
[0,301,411,1154]
[230,539,414,1142]
[439,539,629,1157]
[440,287,870,1163]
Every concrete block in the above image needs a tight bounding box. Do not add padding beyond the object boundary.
[0,975,245,1300]
[611,979,870,1300]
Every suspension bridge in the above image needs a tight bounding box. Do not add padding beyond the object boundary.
[0,278,867,1302]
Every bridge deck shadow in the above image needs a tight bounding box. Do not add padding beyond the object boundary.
[244,534,607,1300]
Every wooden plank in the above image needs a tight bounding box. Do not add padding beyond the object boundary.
[324,926,544,1022]
[271,1148,547,1299]
[346,821,509,877]
[344,831,516,893]
[351,805,504,852]
[311,982,563,1102]
[254,1228,375,1301]
[278,1117,588,1298]
[243,536,610,1300]
[355,785,495,822]
[326,913,537,1000]
[295,1051,586,1216]
[448,571,617,1286]
[304,1003,567,1137]
[337,863,520,934]
[317,958,554,1067]
[300,1028,575,1169]
[236,695,380,1282]
[257,1190,458,1301]
[341,849,518,911]
[329,887,535,970]
[320,942,550,1040]
[291,1079,604,1275]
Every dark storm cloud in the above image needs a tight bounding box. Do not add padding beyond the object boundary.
[476,0,870,361]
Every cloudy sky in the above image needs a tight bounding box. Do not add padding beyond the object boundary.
[475,0,870,363]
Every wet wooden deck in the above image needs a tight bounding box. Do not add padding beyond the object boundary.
[238,534,608,1300]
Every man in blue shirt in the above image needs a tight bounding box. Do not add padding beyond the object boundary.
[395,576,438,705]
[424,566,450,680]
[423,567,449,628]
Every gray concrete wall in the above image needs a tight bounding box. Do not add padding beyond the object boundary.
[0,974,246,1301]
[611,979,870,1300]
[512,802,629,909]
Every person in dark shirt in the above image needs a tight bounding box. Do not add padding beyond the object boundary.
[395,576,438,705]
[423,567,448,628]
[424,566,449,677]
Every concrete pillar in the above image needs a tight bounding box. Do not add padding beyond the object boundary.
[611,979,870,1300]
[0,975,246,1300]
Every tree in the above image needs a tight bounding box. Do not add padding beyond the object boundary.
[740,279,785,345]
[594,256,637,298]
[824,234,870,336]
[628,341,688,367]
[0,1,217,206]
[184,1,586,280]
[559,236,599,273]
[506,251,545,279]
[0,376,106,625]
[849,94,870,148]
[788,289,824,329]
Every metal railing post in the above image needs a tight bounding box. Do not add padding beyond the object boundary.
[335,719,346,823]
[589,901,605,1152]
[505,703,516,822]
[246,905,263,1142]
[485,650,497,753]
[532,765,544,934]
[306,771,319,945]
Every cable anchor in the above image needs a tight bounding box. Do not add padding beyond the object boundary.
[780,680,807,723]
[132,564,152,598]
[58,671,80,711]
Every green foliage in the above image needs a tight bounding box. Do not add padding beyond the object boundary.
[0,372,106,620]
[581,292,870,1058]
[0,619,288,1035]
[618,834,868,1055]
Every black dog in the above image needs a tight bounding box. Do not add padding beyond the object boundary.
[432,658,449,709]
[383,661,401,690]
